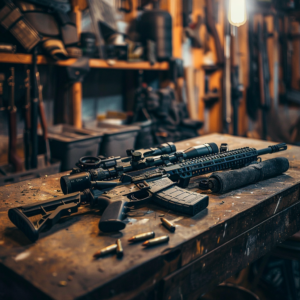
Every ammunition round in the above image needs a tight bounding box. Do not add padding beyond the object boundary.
[116,239,123,258]
[128,231,155,242]
[161,217,176,232]
[142,235,169,247]
[93,244,117,258]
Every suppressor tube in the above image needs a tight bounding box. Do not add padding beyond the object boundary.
[207,157,289,194]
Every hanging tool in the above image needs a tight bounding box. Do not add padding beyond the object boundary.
[257,20,271,140]
[117,0,133,13]
[205,0,224,65]
[231,26,244,136]
[30,47,39,169]
[223,2,231,133]
[246,15,260,122]
[0,73,5,111]
[36,72,51,165]
[8,68,23,172]
[23,70,31,170]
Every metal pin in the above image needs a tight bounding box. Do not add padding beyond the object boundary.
[128,231,155,242]
[142,235,169,247]
[116,239,123,258]
[161,217,176,232]
[93,244,117,258]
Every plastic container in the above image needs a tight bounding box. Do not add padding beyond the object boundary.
[84,121,140,157]
[133,120,154,149]
[47,124,103,171]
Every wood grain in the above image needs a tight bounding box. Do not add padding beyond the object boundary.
[0,134,300,300]
[0,54,169,70]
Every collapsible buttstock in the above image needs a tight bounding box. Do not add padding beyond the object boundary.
[8,208,39,242]
[8,193,81,242]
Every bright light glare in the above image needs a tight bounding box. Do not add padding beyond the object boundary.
[228,0,247,27]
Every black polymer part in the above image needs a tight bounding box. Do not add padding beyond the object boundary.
[207,157,290,194]
[154,186,209,216]
[60,142,219,194]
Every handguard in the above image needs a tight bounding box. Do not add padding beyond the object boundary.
[8,193,81,242]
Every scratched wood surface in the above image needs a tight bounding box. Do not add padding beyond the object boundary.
[0,134,300,300]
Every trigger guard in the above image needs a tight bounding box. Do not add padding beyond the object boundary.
[127,190,152,207]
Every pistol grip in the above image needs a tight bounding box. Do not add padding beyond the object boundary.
[98,199,128,233]
[8,208,39,242]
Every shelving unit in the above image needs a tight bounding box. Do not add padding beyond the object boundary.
[0,53,169,70]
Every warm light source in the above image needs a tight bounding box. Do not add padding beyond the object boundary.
[228,0,247,27]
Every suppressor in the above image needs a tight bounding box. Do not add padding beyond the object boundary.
[205,157,289,194]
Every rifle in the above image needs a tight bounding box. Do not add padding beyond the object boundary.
[231,27,244,136]
[61,142,219,194]
[223,2,231,133]
[24,70,31,170]
[8,67,23,172]
[30,47,39,169]
[8,143,287,242]
[280,16,300,105]
[205,0,224,65]
[257,20,271,140]
[36,72,51,165]
[0,73,5,111]
[246,15,260,122]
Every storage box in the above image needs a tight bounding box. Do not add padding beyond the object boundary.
[84,121,140,157]
[133,120,154,149]
[47,124,103,171]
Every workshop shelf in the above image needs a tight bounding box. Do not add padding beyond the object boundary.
[0,53,169,70]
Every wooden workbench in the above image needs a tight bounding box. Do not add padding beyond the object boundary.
[0,134,300,300]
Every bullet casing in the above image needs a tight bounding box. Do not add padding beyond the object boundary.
[93,244,117,258]
[116,239,123,258]
[142,235,169,247]
[128,231,155,242]
[161,217,176,232]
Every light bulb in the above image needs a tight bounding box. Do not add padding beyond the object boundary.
[228,0,247,27]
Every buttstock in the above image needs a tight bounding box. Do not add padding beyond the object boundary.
[8,208,39,242]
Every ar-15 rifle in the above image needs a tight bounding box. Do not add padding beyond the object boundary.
[205,0,224,65]
[246,15,260,122]
[257,20,271,140]
[36,72,51,165]
[8,143,287,242]
[30,48,39,169]
[279,16,300,106]
[61,142,219,194]
[0,73,5,110]
[23,70,31,170]
[8,67,23,172]
[231,27,244,136]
